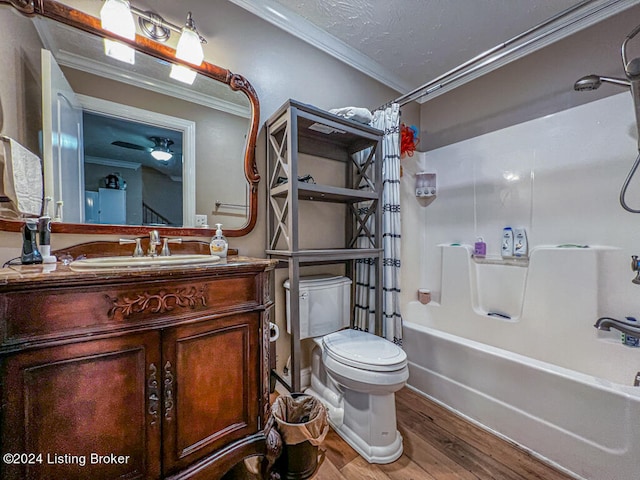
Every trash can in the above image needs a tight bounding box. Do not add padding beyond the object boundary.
[271,393,329,480]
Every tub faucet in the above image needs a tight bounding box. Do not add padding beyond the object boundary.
[632,255,640,284]
[594,317,640,337]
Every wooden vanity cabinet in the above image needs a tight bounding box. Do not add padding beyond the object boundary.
[0,259,277,480]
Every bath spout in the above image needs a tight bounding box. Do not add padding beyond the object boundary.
[594,317,640,336]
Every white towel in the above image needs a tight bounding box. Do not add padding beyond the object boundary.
[1,138,43,216]
[329,106,373,125]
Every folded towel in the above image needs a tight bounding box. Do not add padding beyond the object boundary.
[329,106,373,125]
[1,138,43,216]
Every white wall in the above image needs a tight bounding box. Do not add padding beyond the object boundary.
[401,92,640,384]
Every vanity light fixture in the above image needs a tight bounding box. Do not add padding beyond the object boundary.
[100,1,207,68]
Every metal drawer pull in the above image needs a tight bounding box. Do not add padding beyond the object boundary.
[148,363,159,425]
[164,361,174,421]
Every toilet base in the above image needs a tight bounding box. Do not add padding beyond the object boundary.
[306,386,404,464]
[330,418,403,464]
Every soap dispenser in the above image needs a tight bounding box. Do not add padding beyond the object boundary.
[21,219,42,264]
[210,223,228,258]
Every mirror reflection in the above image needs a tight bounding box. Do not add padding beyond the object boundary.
[0,6,253,230]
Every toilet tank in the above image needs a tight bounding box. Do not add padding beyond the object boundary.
[283,275,352,339]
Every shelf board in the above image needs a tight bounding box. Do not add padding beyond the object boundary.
[266,99,383,158]
[270,183,378,203]
[266,248,382,263]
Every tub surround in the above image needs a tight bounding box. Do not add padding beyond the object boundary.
[407,244,637,386]
[404,322,640,480]
[401,91,640,480]
[0,255,280,479]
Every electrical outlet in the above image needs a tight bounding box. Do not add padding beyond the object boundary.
[195,214,208,227]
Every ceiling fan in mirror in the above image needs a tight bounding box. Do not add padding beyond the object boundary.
[111,136,174,161]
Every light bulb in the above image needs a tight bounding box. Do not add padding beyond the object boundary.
[175,13,204,66]
[170,64,197,85]
[100,0,135,64]
[103,39,135,64]
[151,149,172,161]
[100,0,135,40]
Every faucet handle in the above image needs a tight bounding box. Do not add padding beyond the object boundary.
[119,238,144,257]
[160,238,182,257]
[632,255,640,271]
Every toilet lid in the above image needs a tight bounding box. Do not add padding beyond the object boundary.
[322,329,407,372]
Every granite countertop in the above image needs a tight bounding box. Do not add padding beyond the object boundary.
[0,256,277,289]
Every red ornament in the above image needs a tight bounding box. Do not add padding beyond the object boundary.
[400,123,419,158]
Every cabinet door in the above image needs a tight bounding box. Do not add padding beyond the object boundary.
[0,332,161,480]
[162,312,260,475]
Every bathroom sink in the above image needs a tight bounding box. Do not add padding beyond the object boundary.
[69,254,221,271]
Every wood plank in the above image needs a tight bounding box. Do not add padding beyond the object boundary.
[397,389,573,480]
[377,453,440,480]
[398,426,480,480]
[339,456,391,480]
[322,429,359,471]
[313,454,349,480]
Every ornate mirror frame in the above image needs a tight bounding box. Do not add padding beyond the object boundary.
[0,0,260,237]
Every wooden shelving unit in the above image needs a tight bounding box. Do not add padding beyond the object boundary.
[266,99,383,391]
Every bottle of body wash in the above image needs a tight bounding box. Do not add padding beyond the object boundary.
[513,227,528,257]
[210,223,228,258]
[501,227,514,258]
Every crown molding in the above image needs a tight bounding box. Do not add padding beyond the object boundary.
[227,0,411,94]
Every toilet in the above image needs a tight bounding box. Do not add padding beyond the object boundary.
[284,275,408,464]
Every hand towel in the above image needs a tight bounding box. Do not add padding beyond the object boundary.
[329,106,373,125]
[1,138,43,216]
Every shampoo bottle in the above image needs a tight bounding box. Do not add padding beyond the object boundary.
[501,227,514,258]
[210,223,228,258]
[513,227,528,257]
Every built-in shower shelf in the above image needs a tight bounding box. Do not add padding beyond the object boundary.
[472,255,529,267]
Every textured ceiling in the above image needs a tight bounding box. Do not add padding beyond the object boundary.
[244,0,585,92]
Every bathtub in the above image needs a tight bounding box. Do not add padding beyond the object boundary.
[403,320,640,480]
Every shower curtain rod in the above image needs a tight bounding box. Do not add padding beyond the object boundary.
[384,0,625,108]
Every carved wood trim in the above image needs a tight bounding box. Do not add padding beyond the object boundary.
[164,361,174,421]
[0,0,260,239]
[107,286,207,318]
[148,363,159,426]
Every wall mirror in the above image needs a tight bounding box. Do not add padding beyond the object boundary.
[0,0,260,237]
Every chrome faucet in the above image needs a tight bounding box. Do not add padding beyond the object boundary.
[119,238,144,257]
[594,317,640,337]
[148,230,161,256]
[160,237,182,256]
[631,255,640,284]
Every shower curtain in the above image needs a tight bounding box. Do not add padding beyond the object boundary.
[353,103,403,346]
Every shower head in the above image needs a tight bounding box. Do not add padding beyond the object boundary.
[574,23,640,152]
[622,23,640,79]
[573,74,630,91]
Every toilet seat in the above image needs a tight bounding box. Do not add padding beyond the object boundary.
[322,329,407,372]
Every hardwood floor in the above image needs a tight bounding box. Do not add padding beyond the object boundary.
[313,388,574,480]
[228,387,575,480]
